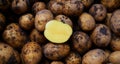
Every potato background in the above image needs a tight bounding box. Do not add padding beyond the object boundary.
[0,0,120,64]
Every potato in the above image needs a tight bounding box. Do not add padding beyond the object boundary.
[105,13,112,28]
[21,42,42,64]
[72,31,91,54]
[13,50,20,64]
[82,49,106,64]
[51,61,64,64]
[81,0,94,8]
[0,13,6,31]
[29,29,47,44]
[0,42,19,64]
[110,9,120,35]
[3,23,27,48]
[32,2,46,14]
[104,50,111,64]
[89,4,107,21]
[65,52,81,64]
[43,43,70,60]
[91,24,111,47]
[78,13,95,31]
[12,0,28,14]
[35,9,53,32]
[101,0,120,12]
[110,35,120,51]
[19,13,34,30]
[55,15,73,28]
[0,0,12,11]
[109,51,120,64]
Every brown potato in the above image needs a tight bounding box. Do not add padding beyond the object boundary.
[13,50,20,64]
[3,23,27,48]
[110,9,120,35]
[0,13,6,31]
[105,13,112,28]
[78,13,95,31]
[104,50,111,64]
[91,24,111,47]
[65,52,81,64]
[72,31,92,54]
[0,0,12,11]
[51,61,64,64]
[32,2,46,14]
[21,42,42,64]
[55,15,73,27]
[82,49,106,64]
[12,0,28,14]
[89,4,107,21]
[19,13,34,30]
[81,0,94,8]
[35,9,53,32]
[43,43,70,60]
[109,51,120,64]
[29,29,47,44]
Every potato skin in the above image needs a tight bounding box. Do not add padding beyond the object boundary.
[32,2,46,14]
[35,9,53,32]
[91,24,111,47]
[55,15,73,27]
[109,51,120,64]
[21,42,42,64]
[89,4,107,21]
[19,13,34,30]
[72,31,91,54]
[65,52,81,64]
[82,49,106,64]
[43,43,70,60]
[51,61,64,64]
[0,13,6,31]
[110,10,120,35]
[81,0,94,8]
[29,29,47,44]
[78,13,95,31]
[3,23,27,48]
[105,13,112,28]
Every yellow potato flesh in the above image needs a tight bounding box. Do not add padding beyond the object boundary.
[44,20,72,43]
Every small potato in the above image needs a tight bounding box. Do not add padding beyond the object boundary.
[104,50,111,64]
[0,0,12,11]
[21,42,42,64]
[72,31,92,54]
[35,9,53,32]
[110,9,120,35]
[13,50,20,64]
[3,23,27,48]
[43,43,70,60]
[29,29,47,44]
[82,49,106,64]
[55,15,73,27]
[65,52,81,64]
[105,13,112,28]
[81,0,94,8]
[109,51,120,64]
[91,24,111,47]
[19,13,34,30]
[32,2,46,14]
[78,13,95,31]
[0,13,6,31]
[12,0,28,14]
[51,61,64,64]
[89,4,107,21]
[110,35,120,51]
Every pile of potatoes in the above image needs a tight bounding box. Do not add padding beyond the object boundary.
[1,0,120,64]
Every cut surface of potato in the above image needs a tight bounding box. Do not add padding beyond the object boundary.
[44,20,72,43]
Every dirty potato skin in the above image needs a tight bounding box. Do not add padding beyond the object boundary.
[55,15,73,27]
[78,13,95,31]
[65,52,81,64]
[104,50,111,63]
[13,50,20,64]
[89,4,107,21]
[110,9,120,35]
[21,42,42,64]
[29,29,47,44]
[19,13,34,30]
[35,9,53,32]
[0,13,6,31]
[81,0,94,8]
[43,43,70,60]
[0,42,19,64]
[91,24,111,47]
[105,13,112,28]
[109,51,120,64]
[3,23,27,48]
[82,49,106,64]
[12,0,28,14]
[72,31,92,54]
[32,2,46,14]
[51,61,64,64]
